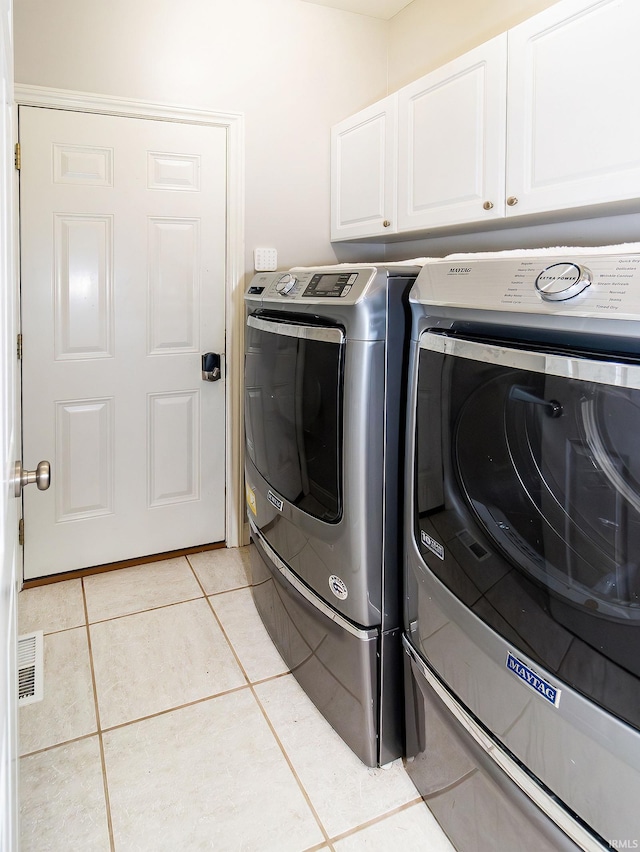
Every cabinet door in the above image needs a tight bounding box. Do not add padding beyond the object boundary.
[397,35,507,232]
[331,95,397,240]
[507,0,640,218]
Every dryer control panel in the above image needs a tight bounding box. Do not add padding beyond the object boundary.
[245,267,378,305]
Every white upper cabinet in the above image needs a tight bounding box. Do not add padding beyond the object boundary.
[330,0,640,241]
[507,0,640,217]
[397,35,507,232]
[331,94,398,240]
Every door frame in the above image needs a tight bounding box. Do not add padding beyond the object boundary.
[14,84,246,550]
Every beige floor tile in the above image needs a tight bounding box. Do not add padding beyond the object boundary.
[20,736,110,852]
[103,690,324,851]
[255,674,420,838]
[333,803,455,850]
[20,627,96,755]
[83,556,202,623]
[209,586,289,682]
[188,545,250,595]
[18,579,85,634]
[90,598,246,728]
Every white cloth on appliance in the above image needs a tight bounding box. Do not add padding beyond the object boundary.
[290,257,442,270]
[445,242,640,260]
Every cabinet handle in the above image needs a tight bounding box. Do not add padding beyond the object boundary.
[383,220,391,228]
[483,201,494,210]
[507,196,519,207]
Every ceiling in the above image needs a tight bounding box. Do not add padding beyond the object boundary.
[300,0,414,20]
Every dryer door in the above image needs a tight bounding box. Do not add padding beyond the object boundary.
[412,331,640,732]
[245,314,345,523]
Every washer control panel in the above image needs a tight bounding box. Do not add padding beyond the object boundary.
[412,251,640,318]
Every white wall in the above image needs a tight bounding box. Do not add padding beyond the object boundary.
[13,0,389,273]
[388,0,559,91]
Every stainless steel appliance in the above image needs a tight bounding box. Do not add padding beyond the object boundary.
[244,263,422,766]
[403,246,640,851]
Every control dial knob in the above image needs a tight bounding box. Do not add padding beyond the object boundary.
[275,273,297,296]
[535,262,592,302]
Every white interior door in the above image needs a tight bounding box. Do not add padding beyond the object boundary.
[0,0,19,844]
[20,106,228,580]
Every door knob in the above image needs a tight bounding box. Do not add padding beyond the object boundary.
[13,460,51,497]
[201,352,222,382]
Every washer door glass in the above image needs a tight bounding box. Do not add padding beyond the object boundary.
[413,332,640,731]
[245,315,344,523]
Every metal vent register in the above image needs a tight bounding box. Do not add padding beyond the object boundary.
[17,631,43,705]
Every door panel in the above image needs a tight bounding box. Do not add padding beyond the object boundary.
[55,398,113,520]
[20,107,227,579]
[54,213,113,359]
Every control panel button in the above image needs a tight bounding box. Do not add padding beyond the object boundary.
[275,273,297,296]
[534,262,592,302]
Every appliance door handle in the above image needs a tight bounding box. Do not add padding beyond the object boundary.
[247,315,344,345]
[420,332,640,391]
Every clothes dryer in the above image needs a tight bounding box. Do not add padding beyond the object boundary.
[244,263,422,767]
[404,245,640,851]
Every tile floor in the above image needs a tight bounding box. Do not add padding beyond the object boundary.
[17,547,456,851]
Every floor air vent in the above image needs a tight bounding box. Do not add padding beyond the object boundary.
[17,631,44,706]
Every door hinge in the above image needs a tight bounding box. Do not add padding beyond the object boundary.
[17,334,22,360]
[18,518,24,547]
[14,143,21,171]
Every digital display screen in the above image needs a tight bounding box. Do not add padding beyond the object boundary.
[314,274,343,292]
[303,272,357,297]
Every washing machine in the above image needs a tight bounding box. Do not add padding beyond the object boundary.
[403,245,640,850]
[244,262,423,767]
